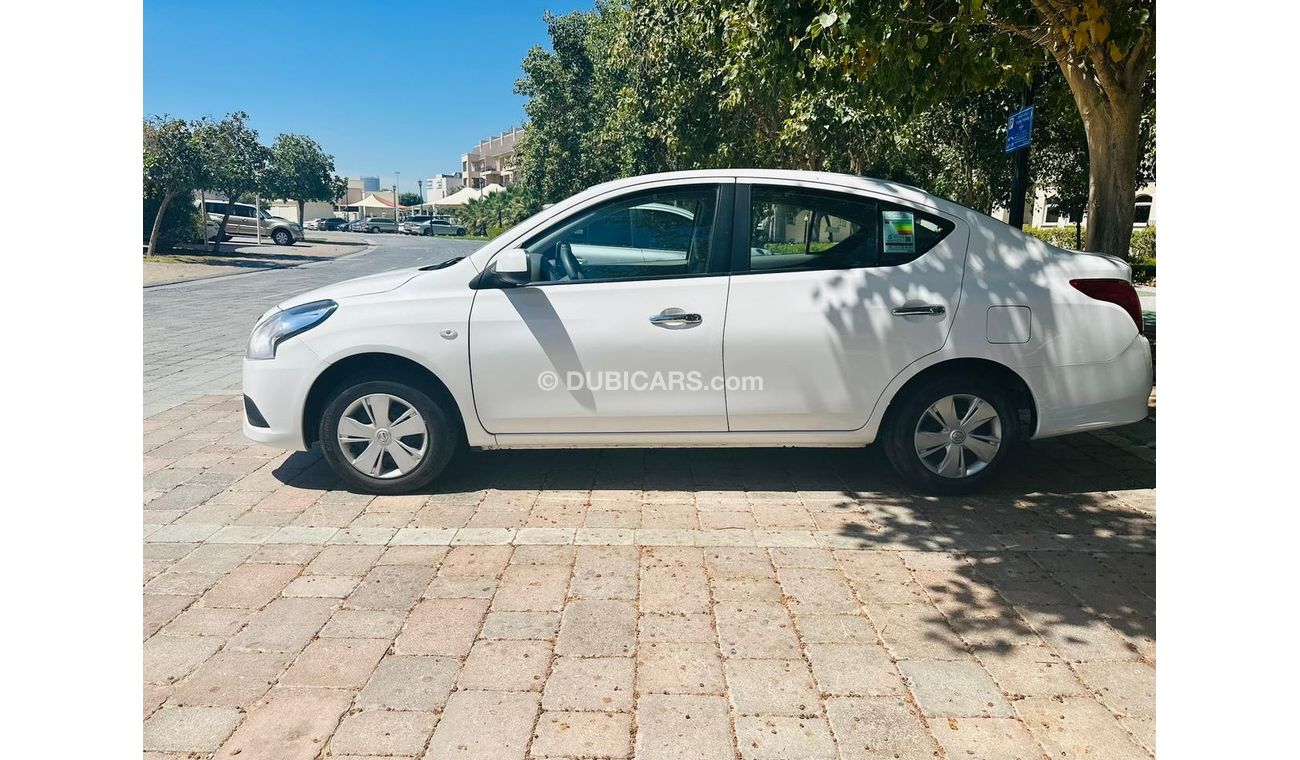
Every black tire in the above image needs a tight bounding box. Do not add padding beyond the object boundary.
[319,378,459,494]
[456,228,466,236]
[368,226,380,234]
[272,228,293,246]
[881,375,1019,495]
[423,228,433,236]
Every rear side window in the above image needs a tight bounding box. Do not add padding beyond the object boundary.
[746,186,954,273]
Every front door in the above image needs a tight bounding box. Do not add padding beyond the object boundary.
[469,182,734,434]
[722,181,969,431]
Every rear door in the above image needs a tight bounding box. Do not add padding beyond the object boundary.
[722,181,968,431]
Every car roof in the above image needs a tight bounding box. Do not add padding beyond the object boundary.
[584,168,971,218]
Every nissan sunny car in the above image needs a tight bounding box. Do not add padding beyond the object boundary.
[241,170,1152,494]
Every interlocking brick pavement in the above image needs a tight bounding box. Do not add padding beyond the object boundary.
[143,235,1155,758]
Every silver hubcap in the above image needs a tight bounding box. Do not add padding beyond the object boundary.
[337,393,429,479]
[914,394,1003,479]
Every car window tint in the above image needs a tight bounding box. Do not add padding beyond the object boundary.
[746,187,955,272]
[748,187,878,272]
[524,185,718,283]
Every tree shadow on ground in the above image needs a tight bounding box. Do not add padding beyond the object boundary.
[273,416,1155,665]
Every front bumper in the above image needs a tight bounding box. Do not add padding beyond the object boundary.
[241,337,325,449]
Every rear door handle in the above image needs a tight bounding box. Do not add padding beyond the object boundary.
[649,309,702,326]
[891,305,946,316]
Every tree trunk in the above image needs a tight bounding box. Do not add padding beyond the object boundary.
[213,204,235,253]
[1080,100,1141,258]
[1049,27,1152,260]
[147,190,175,256]
[297,199,305,226]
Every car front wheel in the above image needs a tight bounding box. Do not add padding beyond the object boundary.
[272,229,293,245]
[319,379,458,494]
[882,376,1018,495]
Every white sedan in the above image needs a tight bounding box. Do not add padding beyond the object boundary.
[241,170,1152,494]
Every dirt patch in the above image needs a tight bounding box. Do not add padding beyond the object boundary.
[144,238,368,286]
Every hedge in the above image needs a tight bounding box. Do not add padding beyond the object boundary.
[1023,225,1155,284]
[143,193,202,249]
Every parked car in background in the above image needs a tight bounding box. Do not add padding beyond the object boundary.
[350,217,398,234]
[414,218,468,236]
[399,215,438,234]
[318,218,351,231]
[203,218,230,242]
[242,169,1152,495]
[304,218,330,230]
[202,200,303,245]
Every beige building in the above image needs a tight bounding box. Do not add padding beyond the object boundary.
[995,184,1156,229]
[461,127,524,189]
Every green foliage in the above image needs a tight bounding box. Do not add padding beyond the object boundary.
[143,116,203,201]
[457,186,543,236]
[511,0,1154,258]
[262,133,345,210]
[399,192,423,207]
[143,116,205,254]
[1023,225,1155,281]
[1129,226,1155,262]
[195,111,268,200]
[143,191,202,248]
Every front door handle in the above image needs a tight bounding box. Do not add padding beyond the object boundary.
[891,305,946,317]
[649,309,702,327]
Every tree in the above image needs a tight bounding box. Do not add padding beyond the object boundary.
[263,133,346,225]
[724,1,1155,258]
[143,116,203,255]
[195,112,269,251]
[399,192,423,207]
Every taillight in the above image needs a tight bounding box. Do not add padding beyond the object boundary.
[1070,278,1143,335]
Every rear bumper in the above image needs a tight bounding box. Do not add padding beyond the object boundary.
[241,338,325,450]
[1026,334,1154,439]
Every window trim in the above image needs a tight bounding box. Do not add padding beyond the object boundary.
[731,181,955,275]
[503,182,735,288]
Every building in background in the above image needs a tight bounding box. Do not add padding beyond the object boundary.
[461,127,523,189]
[993,183,1156,232]
[423,173,464,204]
[360,176,380,193]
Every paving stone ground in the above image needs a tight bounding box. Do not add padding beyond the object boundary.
[143,235,1155,759]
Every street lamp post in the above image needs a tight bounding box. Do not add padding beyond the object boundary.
[394,171,400,221]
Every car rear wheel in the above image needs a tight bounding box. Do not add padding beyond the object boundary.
[272,229,293,246]
[423,228,433,236]
[319,379,458,494]
[882,376,1018,495]
[368,226,379,234]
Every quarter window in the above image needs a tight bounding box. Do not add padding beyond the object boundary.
[523,185,718,283]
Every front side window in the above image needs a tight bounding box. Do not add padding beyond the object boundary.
[747,186,953,273]
[523,185,718,283]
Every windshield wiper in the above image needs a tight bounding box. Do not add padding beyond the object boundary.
[419,256,464,271]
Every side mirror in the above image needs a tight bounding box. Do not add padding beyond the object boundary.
[488,248,530,287]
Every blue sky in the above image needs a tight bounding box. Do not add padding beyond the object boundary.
[145,0,593,193]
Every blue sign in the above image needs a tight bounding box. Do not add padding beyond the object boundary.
[1005,106,1034,153]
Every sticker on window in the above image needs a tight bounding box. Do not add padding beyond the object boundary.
[882,210,916,255]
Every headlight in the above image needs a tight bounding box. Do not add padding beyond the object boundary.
[246,300,337,360]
